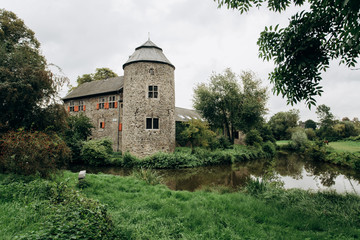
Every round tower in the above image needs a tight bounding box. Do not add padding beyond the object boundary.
[122,39,175,158]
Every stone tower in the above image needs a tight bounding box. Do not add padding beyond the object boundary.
[122,39,175,158]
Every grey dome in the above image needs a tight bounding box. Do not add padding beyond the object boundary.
[123,40,175,69]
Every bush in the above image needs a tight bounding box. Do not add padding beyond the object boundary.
[291,128,309,150]
[262,141,276,157]
[245,129,263,146]
[81,138,113,166]
[305,128,317,141]
[0,130,71,178]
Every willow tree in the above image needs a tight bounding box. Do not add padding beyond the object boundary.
[193,68,268,142]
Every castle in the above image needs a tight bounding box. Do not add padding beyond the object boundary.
[63,39,201,158]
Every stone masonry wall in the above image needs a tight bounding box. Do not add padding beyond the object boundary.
[122,62,175,158]
[64,93,123,151]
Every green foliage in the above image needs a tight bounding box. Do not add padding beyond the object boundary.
[304,119,317,130]
[0,10,67,132]
[193,68,268,142]
[262,141,276,157]
[305,128,317,141]
[0,176,119,239]
[81,138,113,166]
[268,109,299,140]
[64,114,94,163]
[290,128,309,151]
[216,0,360,107]
[180,119,217,150]
[0,130,71,177]
[245,129,263,146]
[71,67,118,91]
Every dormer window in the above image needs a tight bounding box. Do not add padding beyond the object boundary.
[148,85,158,98]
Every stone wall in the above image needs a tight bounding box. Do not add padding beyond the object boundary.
[122,62,175,158]
[64,93,123,151]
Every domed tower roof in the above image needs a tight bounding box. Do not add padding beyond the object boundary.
[123,39,175,69]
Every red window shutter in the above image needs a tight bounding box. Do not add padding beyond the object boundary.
[119,123,122,131]
[83,105,86,111]
[68,106,70,112]
[103,122,105,128]
[115,102,118,108]
[105,102,109,109]
[96,103,99,110]
[74,106,79,112]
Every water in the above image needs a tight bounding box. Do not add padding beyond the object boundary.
[69,153,360,194]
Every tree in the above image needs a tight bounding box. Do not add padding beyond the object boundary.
[304,119,317,130]
[180,119,217,152]
[0,9,66,132]
[268,109,300,140]
[193,68,268,142]
[215,0,360,107]
[73,68,118,90]
[316,104,334,128]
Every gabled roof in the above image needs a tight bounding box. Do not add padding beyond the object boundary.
[175,107,203,122]
[123,40,175,69]
[62,76,123,100]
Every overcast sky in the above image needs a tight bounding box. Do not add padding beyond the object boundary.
[2,0,359,121]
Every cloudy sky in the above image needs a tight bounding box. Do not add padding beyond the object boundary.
[2,0,359,121]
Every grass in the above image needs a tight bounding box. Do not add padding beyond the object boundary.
[329,141,360,153]
[276,140,291,146]
[2,171,360,239]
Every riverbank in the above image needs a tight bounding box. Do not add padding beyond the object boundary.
[1,171,360,239]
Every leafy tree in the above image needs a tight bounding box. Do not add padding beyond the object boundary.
[64,114,94,163]
[316,104,334,128]
[180,119,217,152]
[72,68,118,91]
[215,0,360,107]
[268,109,299,140]
[0,9,67,132]
[304,119,317,130]
[193,68,268,142]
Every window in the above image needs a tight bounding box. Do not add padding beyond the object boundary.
[98,97,105,109]
[149,68,154,75]
[148,85,158,98]
[79,100,84,111]
[146,118,159,130]
[69,101,75,112]
[109,96,117,108]
[99,121,105,129]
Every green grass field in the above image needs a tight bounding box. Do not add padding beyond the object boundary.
[3,171,359,239]
[329,141,360,153]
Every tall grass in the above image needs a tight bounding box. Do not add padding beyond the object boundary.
[3,171,360,239]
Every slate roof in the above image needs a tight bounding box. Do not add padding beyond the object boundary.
[62,76,123,100]
[175,107,203,122]
[123,40,175,69]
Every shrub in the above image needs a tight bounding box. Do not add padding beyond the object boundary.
[64,114,94,163]
[245,129,263,146]
[122,152,139,168]
[305,128,317,141]
[291,128,309,150]
[262,141,276,157]
[0,130,71,178]
[81,138,113,166]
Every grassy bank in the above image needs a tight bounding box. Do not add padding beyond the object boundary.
[1,172,360,239]
[329,141,360,153]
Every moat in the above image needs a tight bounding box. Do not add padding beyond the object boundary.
[70,153,360,194]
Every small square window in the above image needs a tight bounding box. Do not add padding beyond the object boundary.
[148,85,158,99]
[146,118,159,130]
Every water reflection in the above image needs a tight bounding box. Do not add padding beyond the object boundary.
[69,153,360,194]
